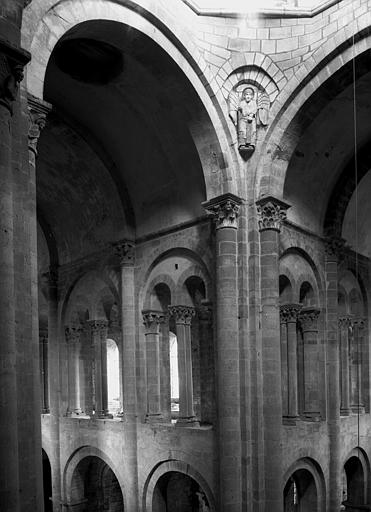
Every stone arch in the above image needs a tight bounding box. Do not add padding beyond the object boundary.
[255,28,371,201]
[142,459,216,512]
[343,447,370,507]
[63,445,127,509]
[142,274,176,311]
[280,246,323,302]
[175,265,212,305]
[283,457,326,512]
[22,0,240,196]
[219,52,286,102]
[61,269,119,326]
[139,247,211,308]
[279,273,294,304]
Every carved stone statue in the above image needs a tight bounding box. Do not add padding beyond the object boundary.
[196,491,210,511]
[228,85,270,159]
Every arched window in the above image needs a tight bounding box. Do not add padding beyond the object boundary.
[106,338,120,415]
[169,331,179,418]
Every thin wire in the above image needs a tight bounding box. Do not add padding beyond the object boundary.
[351,29,360,455]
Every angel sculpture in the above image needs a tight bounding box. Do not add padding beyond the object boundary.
[228,86,270,159]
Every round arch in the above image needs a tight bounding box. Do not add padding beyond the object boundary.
[255,29,371,201]
[343,447,370,507]
[283,457,326,512]
[63,445,127,509]
[142,459,216,512]
[175,265,212,304]
[22,0,240,197]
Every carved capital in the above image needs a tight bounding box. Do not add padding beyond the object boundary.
[353,317,366,330]
[86,319,109,338]
[280,303,302,323]
[0,39,30,115]
[256,196,290,232]
[299,307,320,332]
[168,305,195,325]
[65,325,83,343]
[27,94,51,158]
[142,310,166,332]
[113,240,135,266]
[324,235,346,262]
[202,193,243,229]
[198,301,213,323]
[338,316,353,329]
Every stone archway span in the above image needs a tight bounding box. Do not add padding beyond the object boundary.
[22,0,240,197]
[63,445,127,509]
[255,27,371,201]
[283,457,326,512]
[142,459,216,512]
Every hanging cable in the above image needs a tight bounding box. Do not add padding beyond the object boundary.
[351,29,360,457]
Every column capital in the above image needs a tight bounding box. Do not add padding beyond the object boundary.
[280,303,302,323]
[27,94,51,157]
[324,235,346,262]
[86,319,109,336]
[338,315,353,329]
[168,305,196,325]
[202,193,243,229]
[198,301,213,323]
[142,310,166,332]
[65,325,83,343]
[0,38,30,115]
[299,307,321,332]
[256,196,290,232]
[353,317,366,329]
[113,240,135,266]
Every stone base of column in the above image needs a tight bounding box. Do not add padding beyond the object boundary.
[65,409,72,417]
[301,411,321,422]
[283,415,298,426]
[340,407,351,416]
[42,407,50,414]
[97,411,113,419]
[175,416,200,427]
[351,405,365,414]
[145,413,164,424]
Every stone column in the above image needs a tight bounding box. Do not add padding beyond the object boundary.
[39,329,50,414]
[198,301,215,424]
[113,240,138,510]
[142,310,165,421]
[339,316,352,416]
[280,309,289,417]
[87,320,109,418]
[203,192,242,511]
[280,303,302,420]
[65,326,82,415]
[299,307,321,419]
[256,195,290,512]
[45,267,62,511]
[350,318,365,412]
[159,317,171,420]
[0,39,30,512]
[168,305,198,426]
[325,235,344,512]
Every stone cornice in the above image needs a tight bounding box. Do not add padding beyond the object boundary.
[256,196,290,232]
[202,193,243,229]
[280,303,302,323]
[168,305,196,325]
